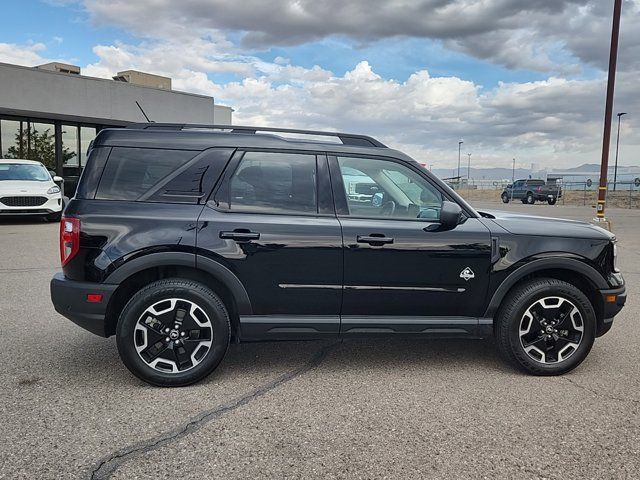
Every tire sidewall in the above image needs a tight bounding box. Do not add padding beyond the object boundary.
[504,281,596,375]
[116,280,230,387]
[501,193,509,203]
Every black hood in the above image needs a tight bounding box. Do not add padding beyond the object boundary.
[478,209,615,241]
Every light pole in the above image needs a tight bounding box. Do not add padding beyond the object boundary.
[467,153,471,189]
[613,112,627,191]
[512,158,516,183]
[457,141,464,189]
[596,0,623,222]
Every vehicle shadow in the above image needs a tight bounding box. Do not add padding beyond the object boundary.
[56,335,509,387]
[0,216,51,225]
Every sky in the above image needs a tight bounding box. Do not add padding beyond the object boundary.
[1,0,639,170]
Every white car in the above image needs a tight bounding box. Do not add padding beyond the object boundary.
[0,159,64,222]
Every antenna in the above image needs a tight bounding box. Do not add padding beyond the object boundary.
[135,101,153,122]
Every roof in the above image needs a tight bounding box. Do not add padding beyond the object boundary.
[0,159,44,165]
[94,124,408,159]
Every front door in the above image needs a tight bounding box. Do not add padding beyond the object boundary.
[329,155,492,334]
[197,150,342,340]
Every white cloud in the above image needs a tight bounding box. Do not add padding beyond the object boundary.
[78,36,640,169]
[74,0,640,74]
[0,43,51,66]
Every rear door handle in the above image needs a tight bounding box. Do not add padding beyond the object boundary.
[219,230,261,241]
[357,234,394,245]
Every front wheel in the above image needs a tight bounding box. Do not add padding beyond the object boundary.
[116,279,230,387]
[547,197,557,205]
[501,193,510,203]
[495,278,596,375]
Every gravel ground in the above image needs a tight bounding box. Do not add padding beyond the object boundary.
[1,202,638,480]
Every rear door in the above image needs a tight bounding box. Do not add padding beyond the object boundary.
[329,154,492,334]
[197,150,343,340]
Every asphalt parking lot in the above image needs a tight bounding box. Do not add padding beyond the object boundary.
[1,202,639,480]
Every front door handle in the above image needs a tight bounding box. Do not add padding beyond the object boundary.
[220,230,261,241]
[357,234,394,245]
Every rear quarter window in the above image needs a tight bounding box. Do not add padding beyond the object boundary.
[95,147,197,201]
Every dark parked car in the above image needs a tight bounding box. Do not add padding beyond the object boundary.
[502,179,562,204]
[50,124,625,386]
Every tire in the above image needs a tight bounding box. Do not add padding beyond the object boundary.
[116,278,230,387]
[495,278,596,376]
[547,197,557,205]
[521,198,527,204]
[501,193,510,203]
[46,211,62,222]
[526,192,535,204]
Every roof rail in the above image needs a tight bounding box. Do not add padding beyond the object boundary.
[124,123,387,148]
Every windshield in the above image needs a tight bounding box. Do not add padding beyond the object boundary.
[0,163,51,182]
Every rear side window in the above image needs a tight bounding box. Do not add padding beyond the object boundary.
[226,151,317,214]
[96,147,197,201]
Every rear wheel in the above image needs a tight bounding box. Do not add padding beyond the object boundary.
[501,193,510,203]
[547,197,557,205]
[526,192,535,204]
[495,278,596,375]
[116,279,230,387]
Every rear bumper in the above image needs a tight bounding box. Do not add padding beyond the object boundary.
[50,272,117,337]
[534,193,557,201]
[597,285,626,337]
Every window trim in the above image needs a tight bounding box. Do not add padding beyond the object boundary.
[328,153,466,224]
[209,148,331,218]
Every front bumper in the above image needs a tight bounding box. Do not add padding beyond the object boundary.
[50,272,117,337]
[597,285,627,337]
[0,196,62,215]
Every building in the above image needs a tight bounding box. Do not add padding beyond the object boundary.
[0,62,232,194]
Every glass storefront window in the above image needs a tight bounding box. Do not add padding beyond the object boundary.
[62,125,79,168]
[1,119,24,158]
[80,126,96,166]
[28,122,56,170]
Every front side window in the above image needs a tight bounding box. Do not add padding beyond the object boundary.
[228,151,317,214]
[337,156,443,221]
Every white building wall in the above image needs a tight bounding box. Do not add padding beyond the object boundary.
[0,62,232,125]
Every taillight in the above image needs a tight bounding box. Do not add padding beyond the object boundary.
[537,186,542,192]
[60,216,80,267]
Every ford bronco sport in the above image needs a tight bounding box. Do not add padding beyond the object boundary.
[50,124,626,386]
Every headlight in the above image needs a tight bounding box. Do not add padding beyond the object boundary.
[47,186,61,195]
[612,241,619,273]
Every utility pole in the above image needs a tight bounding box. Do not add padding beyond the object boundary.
[596,0,623,223]
[457,140,463,188]
[512,158,515,183]
[467,153,471,189]
[613,112,627,191]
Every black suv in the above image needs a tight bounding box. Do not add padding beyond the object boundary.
[50,124,626,386]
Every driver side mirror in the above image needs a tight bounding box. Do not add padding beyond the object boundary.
[53,175,64,183]
[438,201,463,230]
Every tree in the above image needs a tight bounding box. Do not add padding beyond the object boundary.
[5,124,75,170]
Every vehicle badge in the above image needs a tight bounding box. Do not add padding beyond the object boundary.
[460,267,475,281]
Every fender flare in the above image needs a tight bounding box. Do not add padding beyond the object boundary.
[483,257,608,318]
[104,252,252,315]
